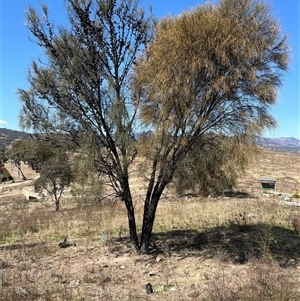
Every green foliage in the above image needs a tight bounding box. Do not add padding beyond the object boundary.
[134,0,288,137]
[71,146,105,203]
[173,136,258,197]
[6,139,57,179]
[0,147,8,163]
[5,139,31,180]
[35,150,73,211]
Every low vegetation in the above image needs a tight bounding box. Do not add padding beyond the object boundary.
[0,0,296,298]
[1,148,300,300]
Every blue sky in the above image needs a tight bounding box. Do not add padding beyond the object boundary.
[0,0,299,138]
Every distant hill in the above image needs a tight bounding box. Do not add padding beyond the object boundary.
[1,127,299,153]
[256,137,300,153]
[0,128,31,149]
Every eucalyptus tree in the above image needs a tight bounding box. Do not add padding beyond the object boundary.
[34,150,73,211]
[18,0,289,253]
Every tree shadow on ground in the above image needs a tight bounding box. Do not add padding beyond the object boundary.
[179,190,254,199]
[222,190,255,199]
[0,241,47,251]
[111,223,300,267]
[151,224,300,267]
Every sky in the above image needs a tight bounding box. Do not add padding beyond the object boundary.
[0,0,299,139]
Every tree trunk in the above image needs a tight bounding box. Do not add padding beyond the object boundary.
[16,163,27,180]
[139,191,161,254]
[125,199,139,249]
[122,182,139,250]
[55,198,60,211]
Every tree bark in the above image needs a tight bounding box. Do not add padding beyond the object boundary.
[55,197,60,211]
[16,163,27,180]
[125,199,139,249]
[139,191,162,254]
[122,181,139,250]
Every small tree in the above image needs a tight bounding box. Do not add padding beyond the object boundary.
[6,139,56,176]
[132,0,289,251]
[35,151,73,211]
[0,148,8,164]
[18,0,289,253]
[6,140,28,180]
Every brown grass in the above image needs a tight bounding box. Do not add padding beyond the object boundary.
[0,148,300,300]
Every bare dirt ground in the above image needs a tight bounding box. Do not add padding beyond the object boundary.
[1,148,300,300]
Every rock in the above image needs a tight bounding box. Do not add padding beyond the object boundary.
[156,256,162,262]
[146,282,153,294]
[21,187,43,200]
[120,265,126,270]
[70,279,80,287]
[58,236,76,248]
[148,271,155,276]
[234,253,247,264]
[101,231,108,246]
[282,258,296,268]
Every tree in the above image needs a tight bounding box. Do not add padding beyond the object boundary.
[18,0,153,251]
[6,140,29,180]
[132,0,289,251]
[18,0,289,253]
[34,151,73,211]
[28,139,56,171]
[0,147,8,164]
[5,139,55,177]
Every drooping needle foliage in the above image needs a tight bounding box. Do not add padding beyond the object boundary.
[18,0,289,253]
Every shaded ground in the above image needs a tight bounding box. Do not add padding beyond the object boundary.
[1,149,300,300]
[111,222,300,267]
[1,221,300,300]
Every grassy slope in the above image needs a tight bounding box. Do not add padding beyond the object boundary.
[0,148,300,300]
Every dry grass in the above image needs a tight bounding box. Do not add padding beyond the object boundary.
[237,148,300,195]
[1,148,300,300]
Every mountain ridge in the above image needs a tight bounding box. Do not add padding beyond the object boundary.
[1,127,299,152]
[0,127,31,148]
[256,137,300,152]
